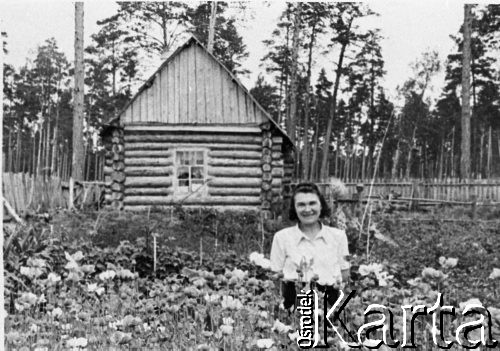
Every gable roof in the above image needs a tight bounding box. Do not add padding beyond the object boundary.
[105,36,293,148]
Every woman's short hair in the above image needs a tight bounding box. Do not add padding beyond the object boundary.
[289,182,330,221]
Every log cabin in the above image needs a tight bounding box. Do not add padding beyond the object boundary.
[101,36,295,217]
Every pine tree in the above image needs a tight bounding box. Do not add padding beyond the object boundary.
[300,3,330,180]
[187,2,249,76]
[85,14,140,125]
[113,2,188,56]
[319,3,376,181]
[249,74,280,122]
[261,8,293,126]
[461,4,473,179]
[392,51,440,179]
[346,29,386,178]
[72,2,85,187]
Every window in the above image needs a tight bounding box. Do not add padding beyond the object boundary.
[175,150,206,195]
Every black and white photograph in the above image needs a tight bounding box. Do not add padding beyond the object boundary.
[2,1,500,350]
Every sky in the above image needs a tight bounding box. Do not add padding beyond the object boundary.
[1,0,466,104]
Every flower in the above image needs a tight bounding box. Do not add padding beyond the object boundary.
[116,268,136,280]
[121,314,142,328]
[27,257,46,268]
[230,268,248,280]
[358,263,384,276]
[18,292,38,307]
[375,271,394,287]
[65,260,79,271]
[66,271,83,282]
[50,307,63,318]
[220,324,233,335]
[65,251,84,262]
[272,320,292,334]
[439,257,458,269]
[110,331,132,344]
[193,278,206,288]
[222,317,235,325]
[47,273,61,285]
[88,283,105,296]
[459,298,483,311]
[421,267,448,282]
[99,270,116,281]
[20,266,43,279]
[80,265,95,274]
[6,331,22,343]
[256,338,274,349]
[221,296,243,310]
[66,337,88,349]
[249,252,272,270]
[204,294,220,304]
[489,268,500,279]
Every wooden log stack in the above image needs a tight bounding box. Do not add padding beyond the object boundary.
[260,122,273,219]
[108,128,125,209]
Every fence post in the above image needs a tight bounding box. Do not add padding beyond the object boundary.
[329,184,335,222]
[352,183,364,216]
[410,181,419,211]
[471,195,477,221]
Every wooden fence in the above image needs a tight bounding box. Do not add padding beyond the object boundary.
[311,178,500,203]
[3,173,105,216]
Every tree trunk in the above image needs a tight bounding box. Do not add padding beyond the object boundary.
[36,127,43,176]
[319,19,352,180]
[51,98,60,177]
[334,141,339,178]
[460,4,472,179]
[405,127,416,179]
[72,2,85,184]
[30,134,36,175]
[44,105,52,177]
[287,3,302,146]
[479,127,485,178]
[207,1,217,54]
[15,125,22,172]
[309,103,320,181]
[451,126,455,178]
[301,22,317,181]
[361,145,366,179]
[7,128,13,172]
[391,140,401,179]
[487,126,492,178]
[438,137,444,179]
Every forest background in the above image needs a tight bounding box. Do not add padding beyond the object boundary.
[2,1,500,183]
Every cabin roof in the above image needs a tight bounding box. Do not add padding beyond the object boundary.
[104,36,294,148]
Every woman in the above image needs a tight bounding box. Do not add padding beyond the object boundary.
[270,182,350,309]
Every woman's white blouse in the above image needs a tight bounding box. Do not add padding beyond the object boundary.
[270,224,350,285]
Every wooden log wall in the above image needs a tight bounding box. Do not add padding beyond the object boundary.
[120,126,286,210]
[104,128,125,209]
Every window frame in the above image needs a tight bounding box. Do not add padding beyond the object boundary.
[173,148,208,197]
